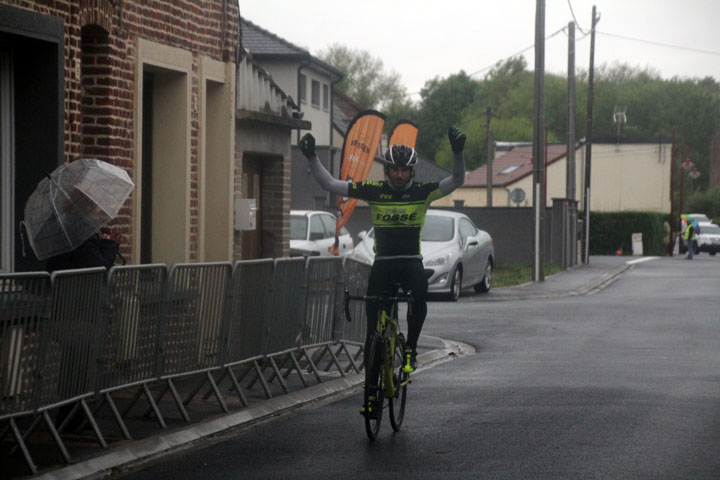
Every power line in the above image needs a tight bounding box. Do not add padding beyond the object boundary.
[566,0,587,34]
[597,31,720,56]
[402,26,567,99]
[469,27,567,78]
[402,26,720,101]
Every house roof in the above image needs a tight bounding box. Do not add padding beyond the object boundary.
[464,144,571,187]
[240,18,343,79]
[415,157,451,183]
[332,90,364,136]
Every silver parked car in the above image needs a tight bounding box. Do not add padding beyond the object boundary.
[290,210,354,257]
[351,209,494,301]
[696,222,720,256]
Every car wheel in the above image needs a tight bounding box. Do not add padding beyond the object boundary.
[474,261,493,294]
[448,267,462,302]
[711,252,717,256]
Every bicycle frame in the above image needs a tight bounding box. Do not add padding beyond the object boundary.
[344,287,413,439]
[344,289,413,398]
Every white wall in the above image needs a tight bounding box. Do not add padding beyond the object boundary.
[439,142,671,213]
[258,61,332,145]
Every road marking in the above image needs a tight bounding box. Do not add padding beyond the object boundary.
[625,256,660,265]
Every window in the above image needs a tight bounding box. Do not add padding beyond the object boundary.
[309,214,324,239]
[0,50,13,272]
[322,84,329,111]
[318,214,336,239]
[422,215,454,242]
[453,199,465,208]
[289,215,308,240]
[459,218,478,240]
[311,79,320,108]
[298,74,306,104]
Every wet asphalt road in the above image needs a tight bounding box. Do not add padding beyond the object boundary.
[118,255,720,479]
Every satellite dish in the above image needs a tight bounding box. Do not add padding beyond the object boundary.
[510,188,525,205]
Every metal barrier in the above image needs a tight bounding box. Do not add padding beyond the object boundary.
[0,256,371,475]
[163,262,233,374]
[335,257,372,343]
[264,258,306,354]
[305,257,342,345]
[0,272,51,416]
[224,259,274,363]
[47,268,107,405]
[103,264,168,390]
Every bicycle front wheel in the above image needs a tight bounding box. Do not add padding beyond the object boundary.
[389,333,408,431]
[364,337,384,440]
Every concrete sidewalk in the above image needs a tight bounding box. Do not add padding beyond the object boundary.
[463,254,640,302]
[19,256,641,480]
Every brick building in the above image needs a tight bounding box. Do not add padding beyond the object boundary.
[1,2,308,272]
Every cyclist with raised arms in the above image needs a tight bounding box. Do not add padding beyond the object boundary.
[298,127,466,378]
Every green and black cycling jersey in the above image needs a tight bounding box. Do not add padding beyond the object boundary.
[349,180,443,258]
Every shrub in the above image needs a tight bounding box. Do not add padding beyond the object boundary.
[587,211,669,256]
[685,186,720,224]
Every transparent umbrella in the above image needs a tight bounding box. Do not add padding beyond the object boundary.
[23,158,134,261]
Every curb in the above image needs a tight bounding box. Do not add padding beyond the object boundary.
[36,338,471,480]
[465,262,633,302]
[571,263,633,296]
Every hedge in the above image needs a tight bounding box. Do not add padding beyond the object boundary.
[587,211,669,256]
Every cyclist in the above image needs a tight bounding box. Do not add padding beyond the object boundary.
[298,127,466,376]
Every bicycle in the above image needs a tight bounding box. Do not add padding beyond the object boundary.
[344,287,413,441]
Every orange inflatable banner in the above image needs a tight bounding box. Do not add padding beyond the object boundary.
[330,110,385,255]
[389,120,419,149]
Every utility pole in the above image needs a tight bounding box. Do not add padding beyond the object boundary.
[566,21,576,203]
[668,130,676,256]
[582,5,598,264]
[565,21,577,268]
[532,0,545,282]
[486,107,494,207]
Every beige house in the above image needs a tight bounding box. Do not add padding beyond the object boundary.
[439,140,672,213]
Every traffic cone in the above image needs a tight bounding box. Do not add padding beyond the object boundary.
[615,246,623,256]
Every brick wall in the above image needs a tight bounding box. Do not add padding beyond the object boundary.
[7,0,239,261]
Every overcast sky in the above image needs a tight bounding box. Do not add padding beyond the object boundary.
[240,0,720,102]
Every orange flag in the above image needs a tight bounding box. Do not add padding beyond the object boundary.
[330,110,385,255]
[389,120,419,149]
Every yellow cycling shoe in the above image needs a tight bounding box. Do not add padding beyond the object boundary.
[402,349,416,373]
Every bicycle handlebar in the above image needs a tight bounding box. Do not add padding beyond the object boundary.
[343,288,414,323]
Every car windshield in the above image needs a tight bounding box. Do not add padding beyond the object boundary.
[422,215,455,242]
[290,216,308,240]
[688,214,710,222]
[701,224,720,234]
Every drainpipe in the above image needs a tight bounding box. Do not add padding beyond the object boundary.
[328,75,343,210]
[503,187,512,206]
[329,76,343,177]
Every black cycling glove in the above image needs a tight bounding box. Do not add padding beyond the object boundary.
[448,127,466,153]
[299,133,316,159]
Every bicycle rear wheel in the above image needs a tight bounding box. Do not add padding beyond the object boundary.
[389,333,408,431]
[364,337,384,440]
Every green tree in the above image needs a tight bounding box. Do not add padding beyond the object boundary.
[318,43,408,110]
[413,71,479,160]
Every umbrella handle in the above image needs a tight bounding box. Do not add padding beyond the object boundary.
[19,221,29,258]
